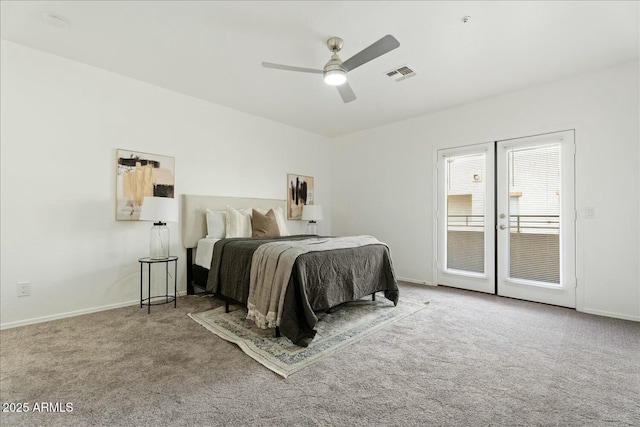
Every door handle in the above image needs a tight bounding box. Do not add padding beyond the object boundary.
[499,224,506,230]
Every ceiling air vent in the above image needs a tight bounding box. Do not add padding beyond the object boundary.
[385,64,416,82]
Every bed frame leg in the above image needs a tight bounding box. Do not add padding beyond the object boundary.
[275,327,281,338]
[372,292,376,301]
[225,299,230,313]
[186,248,195,295]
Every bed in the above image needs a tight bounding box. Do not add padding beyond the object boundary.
[182,194,399,346]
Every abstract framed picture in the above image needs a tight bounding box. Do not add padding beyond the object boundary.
[116,149,175,221]
[287,173,314,220]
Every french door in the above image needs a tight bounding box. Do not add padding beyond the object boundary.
[436,130,576,308]
[436,142,495,293]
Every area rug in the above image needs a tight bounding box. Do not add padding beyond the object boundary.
[188,297,429,378]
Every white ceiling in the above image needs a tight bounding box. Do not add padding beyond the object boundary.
[1,1,638,137]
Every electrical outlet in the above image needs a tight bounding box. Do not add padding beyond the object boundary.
[585,207,596,219]
[17,282,31,297]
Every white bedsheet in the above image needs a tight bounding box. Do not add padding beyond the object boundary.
[195,238,220,269]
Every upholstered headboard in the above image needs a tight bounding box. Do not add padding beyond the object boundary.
[181,194,286,248]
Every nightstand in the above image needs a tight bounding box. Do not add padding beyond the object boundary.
[138,256,178,313]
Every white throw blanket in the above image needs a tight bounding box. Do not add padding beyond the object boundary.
[246,235,384,329]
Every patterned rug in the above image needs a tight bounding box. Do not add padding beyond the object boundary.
[188,297,429,378]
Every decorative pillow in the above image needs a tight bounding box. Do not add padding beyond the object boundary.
[251,209,281,238]
[205,209,226,239]
[255,206,289,236]
[225,206,252,238]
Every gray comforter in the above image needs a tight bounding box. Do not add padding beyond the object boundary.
[206,235,399,346]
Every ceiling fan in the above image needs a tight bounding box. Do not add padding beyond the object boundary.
[262,35,400,103]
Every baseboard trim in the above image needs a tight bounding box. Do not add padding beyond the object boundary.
[0,291,188,330]
[397,276,434,286]
[580,307,640,322]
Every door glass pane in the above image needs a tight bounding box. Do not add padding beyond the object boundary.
[446,153,485,273]
[507,144,560,284]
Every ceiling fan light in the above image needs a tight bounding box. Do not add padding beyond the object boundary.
[324,69,347,86]
[323,52,347,86]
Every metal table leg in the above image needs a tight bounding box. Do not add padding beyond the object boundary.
[147,263,151,314]
[140,262,143,309]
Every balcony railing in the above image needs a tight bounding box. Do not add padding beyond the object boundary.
[509,215,559,233]
[448,215,560,233]
[447,215,485,229]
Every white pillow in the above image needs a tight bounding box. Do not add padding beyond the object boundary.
[225,206,252,238]
[272,206,289,236]
[255,206,289,236]
[205,209,226,239]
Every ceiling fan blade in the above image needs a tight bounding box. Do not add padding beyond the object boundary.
[262,62,323,74]
[337,82,356,103]
[342,35,400,72]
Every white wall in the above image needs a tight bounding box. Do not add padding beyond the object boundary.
[331,61,640,321]
[0,41,332,328]
[2,40,637,327]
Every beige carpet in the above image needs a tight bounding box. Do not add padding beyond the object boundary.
[1,283,639,427]
[189,298,429,377]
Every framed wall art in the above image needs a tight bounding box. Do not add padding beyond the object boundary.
[115,149,175,221]
[287,173,314,220]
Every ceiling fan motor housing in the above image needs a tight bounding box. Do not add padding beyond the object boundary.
[326,37,344,52]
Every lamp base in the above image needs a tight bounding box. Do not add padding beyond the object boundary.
[149,222,170,259]
[307,220,317,235]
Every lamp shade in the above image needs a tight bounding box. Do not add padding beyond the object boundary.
[139,197,178,223]
[301,204,323,222]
